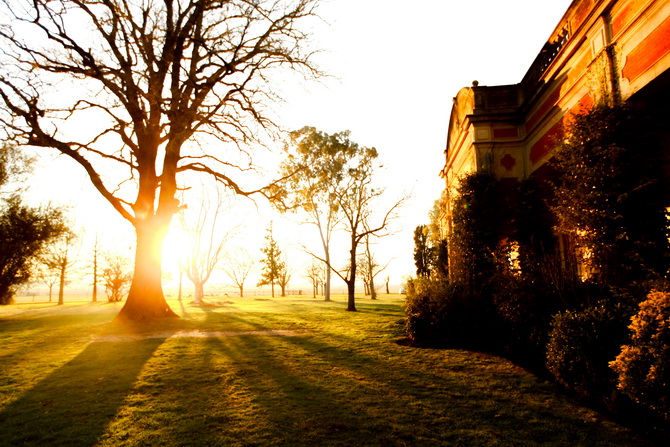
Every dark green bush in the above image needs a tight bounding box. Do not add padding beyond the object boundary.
[611,291,670,420]
[493,275,561,367]
[546,300,633,407]
[404,277,499,349]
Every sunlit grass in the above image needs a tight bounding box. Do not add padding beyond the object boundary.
[0,295,650,446]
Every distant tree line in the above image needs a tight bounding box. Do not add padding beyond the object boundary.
[406,102,670,425]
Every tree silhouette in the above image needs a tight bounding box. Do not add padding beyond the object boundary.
[0,0,321,320]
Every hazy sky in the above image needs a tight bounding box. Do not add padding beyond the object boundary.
[25,0,574,292]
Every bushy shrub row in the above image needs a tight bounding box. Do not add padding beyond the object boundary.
[405,103,670,425]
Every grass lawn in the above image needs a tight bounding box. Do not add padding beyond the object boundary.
[0,294,653,446]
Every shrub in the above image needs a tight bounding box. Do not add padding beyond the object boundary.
[610,291,670,420]
[404,277,498,349]
[546,301,633,406]
[493,275,561,367]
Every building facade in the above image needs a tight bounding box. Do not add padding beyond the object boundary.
[441,0,670,237]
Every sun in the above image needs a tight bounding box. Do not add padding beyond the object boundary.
[162,226,192,270]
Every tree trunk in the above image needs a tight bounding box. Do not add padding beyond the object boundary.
[194,281,204,304]
[370,276,377,300]
[347,245,357,311]
[178,270,183,301]
[92,249,98,302]
[58,263,65,305]
[238,285,244,297]
[324,254,332,301]
[117,221,178,320]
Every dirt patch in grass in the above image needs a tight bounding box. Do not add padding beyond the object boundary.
[92,329,309,343]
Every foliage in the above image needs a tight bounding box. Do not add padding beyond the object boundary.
[0,198,65,304]
[546,301,633,406]
[102,255,132,302]
[611,291,670,420]
[404,277,497,349]
[551,104,669,288]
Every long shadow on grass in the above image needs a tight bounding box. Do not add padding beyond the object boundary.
[197,310,648,446]
[0,337,167,446]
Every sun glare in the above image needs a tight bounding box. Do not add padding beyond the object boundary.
[162,227,191,268]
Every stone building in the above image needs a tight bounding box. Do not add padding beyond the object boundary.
[440,0,670,239]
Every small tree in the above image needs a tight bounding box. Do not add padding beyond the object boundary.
[359,233,388,300]
[35,262,60,302]
[277,260,291,297]
[413,225,433,278]
[102,254,132,302]
[305,261,325,298]
[221,248,255,298]
[258,224,283,297]
[41,230,79,305]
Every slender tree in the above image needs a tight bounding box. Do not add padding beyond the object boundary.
[331,144,405,311]
[360,233,389,300]
[221,248,255,298]
[90,235,100,303]
[35,263,60,302]
[0,0,322,320]
[277,260,291,297]
[305,260,325,298]
[41,230,79,305]
[276,127,349,301]
[413,225,432,277]
[258,225,283,298]
[180,185,234,304]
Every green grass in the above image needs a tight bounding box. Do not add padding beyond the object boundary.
[0,295,652,446]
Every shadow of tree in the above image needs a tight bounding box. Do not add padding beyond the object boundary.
[0,337,167,446]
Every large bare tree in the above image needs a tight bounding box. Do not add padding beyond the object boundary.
[0,0,321,319]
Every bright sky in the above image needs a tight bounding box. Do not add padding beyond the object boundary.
[25,0,574,294]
